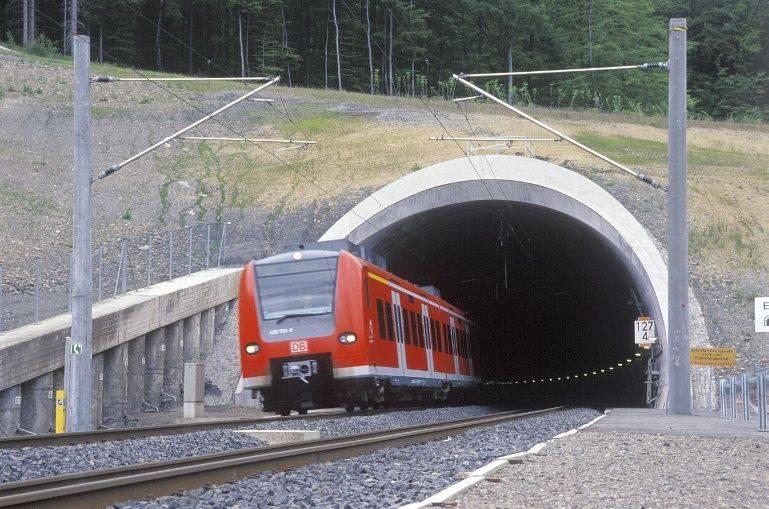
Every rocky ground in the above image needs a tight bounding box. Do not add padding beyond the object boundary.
[454,429,769,508]
[113,408,600,509]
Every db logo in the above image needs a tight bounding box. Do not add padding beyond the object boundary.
[290,340,308,353]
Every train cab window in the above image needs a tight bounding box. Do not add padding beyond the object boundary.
[376,300,386,340]
[255,256,337,322]
[402,308,411,345]
[384,302,395,341]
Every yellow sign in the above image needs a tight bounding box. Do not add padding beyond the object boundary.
[690,347,736,367]
[55,389,66,433]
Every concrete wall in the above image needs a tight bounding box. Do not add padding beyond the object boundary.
[0,267,241,435]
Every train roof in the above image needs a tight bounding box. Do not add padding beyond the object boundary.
[254,249,339,266]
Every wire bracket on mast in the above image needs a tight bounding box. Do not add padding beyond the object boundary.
[452,72,666,190]
[95,77,280,181]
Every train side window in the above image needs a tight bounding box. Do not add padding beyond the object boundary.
[417,315,425,348]
[429,319,437,351]
[443,324,449,353]
[385,302,395,341]
[402,308,411,345]
[409,311,418,347]
[434,320,443,352]
[376,300,386,340]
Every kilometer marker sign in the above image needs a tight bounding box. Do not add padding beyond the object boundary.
[634,317,657,345]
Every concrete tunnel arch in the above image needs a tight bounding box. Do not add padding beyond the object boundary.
[319,155,708,409]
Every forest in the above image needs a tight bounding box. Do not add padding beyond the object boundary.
[2,0,768,121]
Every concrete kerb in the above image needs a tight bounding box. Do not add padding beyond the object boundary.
[399,411,609,509]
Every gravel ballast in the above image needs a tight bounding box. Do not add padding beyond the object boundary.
[454,430,769,508]
[0,429,267,484]
[114,408,600,508]
[0,406,498,484]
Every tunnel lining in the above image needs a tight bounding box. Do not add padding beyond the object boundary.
[321,156,674,407]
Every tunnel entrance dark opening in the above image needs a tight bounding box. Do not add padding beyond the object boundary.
[367,201,646,408]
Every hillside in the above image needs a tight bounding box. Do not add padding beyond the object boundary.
[1,48,768,368]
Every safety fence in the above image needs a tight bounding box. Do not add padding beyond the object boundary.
[718,368,768,431]
[0,222,228,332]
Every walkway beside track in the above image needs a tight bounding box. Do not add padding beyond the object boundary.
[447,408,769,508]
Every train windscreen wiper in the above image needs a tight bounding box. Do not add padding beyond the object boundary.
[275,311,329,324]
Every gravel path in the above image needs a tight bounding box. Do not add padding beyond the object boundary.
[114,408,600,508]
[454,430,769,508]
[0,429,266,484]
[0,406,497,484]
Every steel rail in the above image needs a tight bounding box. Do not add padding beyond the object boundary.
[0,407,421,449]
[0,407,561,509]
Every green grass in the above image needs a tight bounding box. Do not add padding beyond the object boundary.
[574,132,753,167]
[91,105,121,119]
[0,182,56,215]
[690,221,759,265]
[283,112,345,136]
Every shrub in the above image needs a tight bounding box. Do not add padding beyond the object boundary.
[28,35,59,58]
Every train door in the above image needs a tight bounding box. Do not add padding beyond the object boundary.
[391,291,407,376]
[449,316,460,378]
[421,303,435,378]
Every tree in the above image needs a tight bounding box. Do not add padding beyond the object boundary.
[332,0,341,90]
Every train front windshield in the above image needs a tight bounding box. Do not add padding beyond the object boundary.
[255,256,338,321]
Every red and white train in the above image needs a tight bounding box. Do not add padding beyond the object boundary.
[238,242,480,415]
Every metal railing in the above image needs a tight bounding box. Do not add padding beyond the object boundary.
[0,222,229,332]
[718,368,768,431]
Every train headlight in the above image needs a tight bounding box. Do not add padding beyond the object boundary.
[245,343,260,354]
[338,333,357,344]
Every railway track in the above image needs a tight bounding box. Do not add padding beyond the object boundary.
[0,406,421,449]
[0,407,561,509]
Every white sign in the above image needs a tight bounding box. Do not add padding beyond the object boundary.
[634,318,657,344]
[70,343,83,355]
[756,298,769,333]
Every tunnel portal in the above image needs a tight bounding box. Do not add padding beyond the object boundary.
[321,155,672,408]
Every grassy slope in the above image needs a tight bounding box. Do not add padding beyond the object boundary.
[2,46,768,279]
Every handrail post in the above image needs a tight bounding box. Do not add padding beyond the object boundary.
[719,379,726,418]
[730,377,737,419]
[758,374,767,431]
[742,373,750,421]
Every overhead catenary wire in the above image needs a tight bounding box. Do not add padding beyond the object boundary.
[429,136,560,142]
[180,136,316,145]
[459,62,668,78]
[453,74,666,190]
[96,77,280,180]
[91,76,272,82]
